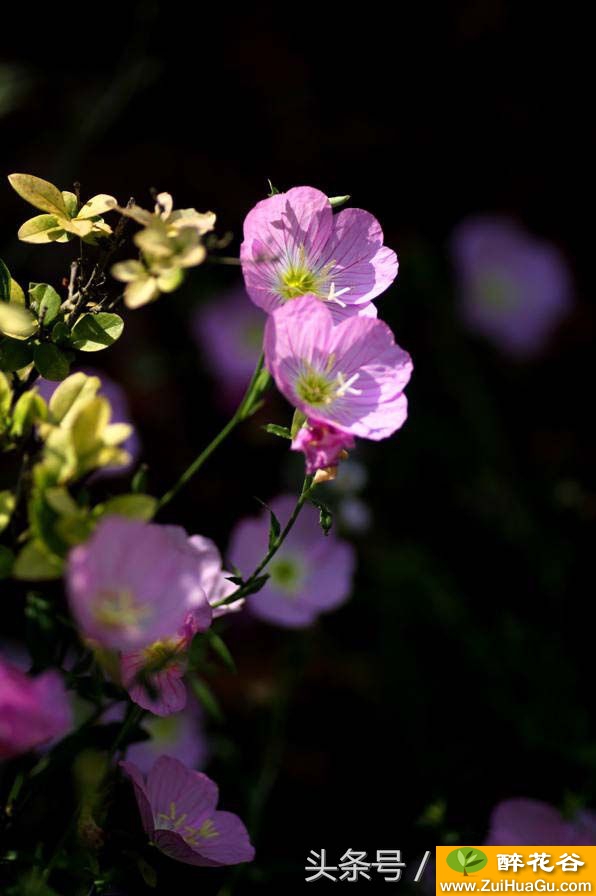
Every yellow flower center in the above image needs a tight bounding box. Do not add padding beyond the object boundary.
[93,589,151,632]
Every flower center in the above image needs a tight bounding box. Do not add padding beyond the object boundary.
[142,639,182,674]
[279,263,320,300]
[295,369,335,407]
[276,246,335,301]
[478,273,517,310]
[270,556,303,593]
[295,363,362,408]
[93,588,150,632]
[157,803,219,846]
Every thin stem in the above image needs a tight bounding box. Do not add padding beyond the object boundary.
[108,703,144,761]
[216,475,315,606]
[157,353,267,512]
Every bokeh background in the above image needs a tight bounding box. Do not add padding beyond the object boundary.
[2,3,594,892]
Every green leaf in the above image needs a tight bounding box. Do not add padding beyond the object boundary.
[0,258,10,301]
[0,490,16,533]
[136,856,157,889]
[189,676,224,721]
[51,321,70,345]
[61,191,78,217]
[291,408,306,438]
[12,539,63,580]
[466,859,484,869]
[10,279,25,304]
[76,194,117,219]
[8,173,69,218]
[0,337,33,372]
[131,464,149,493]
[0,302,38,340]
[29,283,62,326]
[100,494,157,521]
[0,545,14,579]
[205,629,237,673]
[48,372,100,424]
[311,497,333,535]
[237,573,269,597]
[70,312,124,352]
[17,214,68,244]
[11,390,47,438]
[263,423,292,440]
[328,194,351,209]
[33,343,70,380]
[457,850,466,868]
[267,179,280,196]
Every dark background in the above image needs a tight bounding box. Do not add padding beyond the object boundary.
[2,3,594,893]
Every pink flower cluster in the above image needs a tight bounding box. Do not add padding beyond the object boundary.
[240,186,413,476]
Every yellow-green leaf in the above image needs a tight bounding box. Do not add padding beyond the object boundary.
[76,194,117,219]
[0,490,16,533]
[0,302,38,339]
[12,539,63,580]
[10,279,25,304]
[48,372,100,426]
[71,312,124,352]
[17,214,69,244]
[100,494,157,521]
[8,173,69,218]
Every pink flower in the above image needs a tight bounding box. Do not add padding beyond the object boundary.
[105,698,208,773]
[240,186,397,322]
[228,495,356,628]
[192,288,265,409]
[121,755,255,866]
[0,657,72,759]
[121,536,242,716]
[291,421,355,474]
[451,216,573,358]
[486,798,596,846]
[67,518,213,653]
[264,295,413,441]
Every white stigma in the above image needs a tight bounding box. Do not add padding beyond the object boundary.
[335,372,362,398]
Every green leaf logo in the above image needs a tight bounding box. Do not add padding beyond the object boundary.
[447,847,488,876]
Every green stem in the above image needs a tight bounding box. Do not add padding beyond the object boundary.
[108,703,144,761]
[216,475,315,606]
[157,354,268,512]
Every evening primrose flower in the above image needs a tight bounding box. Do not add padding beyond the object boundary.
[486,798,596,846]
[121,756,255,866]
[66,517,213,653]
[228,495,355,628]
[121,535,242,715]
[240,186,397,321]
[264,295,413,441]
[0,657,72,759]
[450,216,573,358]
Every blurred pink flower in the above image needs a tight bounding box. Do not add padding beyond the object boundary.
[486,798,596,845]
[265,295,413,441]
[106,698,209,773]
[121,535,242,716]
[0,657,72,759]
[121,755,255,866]
[192,288,265,408]
[240,186,397,322]
[228,494,355,628]
[67,517,212,653]
[451,216,573,358]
